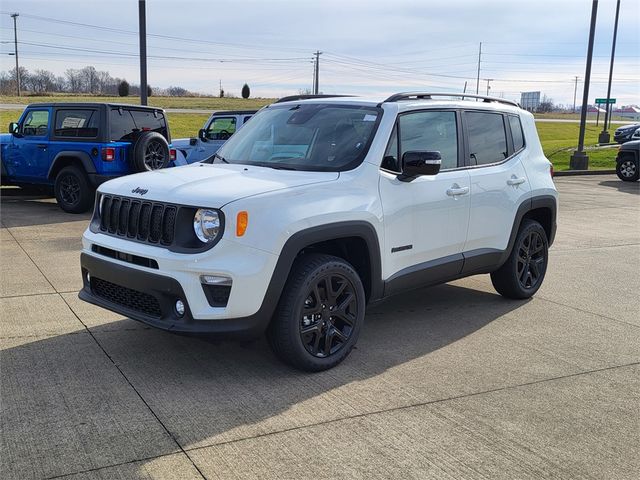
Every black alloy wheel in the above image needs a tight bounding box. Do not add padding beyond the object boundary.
[144,140,168,170]
[616,159,639,182]
[491,219,549,299]
[54,165,94,213]
[516,230,546,290]
[299,272,357,358]
[59,174,80,206]
[267,253,366,371]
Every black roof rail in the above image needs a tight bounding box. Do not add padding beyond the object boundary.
[275,94,355,103]
[383,92,520,108]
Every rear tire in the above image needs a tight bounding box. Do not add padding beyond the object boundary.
[616,158,639,182]
[267,254,365,372]
[491,219,549,299]
[54,166,94,213]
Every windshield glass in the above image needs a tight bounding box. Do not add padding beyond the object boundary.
[210,103,382,171]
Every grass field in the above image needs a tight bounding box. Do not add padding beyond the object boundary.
[1,107,622,171]
[0,94,275,111]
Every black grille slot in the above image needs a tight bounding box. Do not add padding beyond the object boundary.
[108,197,120,233]
[162,207,176,244]
[137,203,152,241]
[100,196,111,231]
[149,205,163,243]
[91,276,161,318]
[127,202,141,237]
[118,199,130,235]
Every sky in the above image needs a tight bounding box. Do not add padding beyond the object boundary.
[0,0,638,106]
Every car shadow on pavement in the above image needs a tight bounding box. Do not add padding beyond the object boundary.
[598,180,640,194]
[0,188,92,228]
[2,282,529,478]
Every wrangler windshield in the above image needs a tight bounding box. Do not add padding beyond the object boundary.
[209,103,382,171]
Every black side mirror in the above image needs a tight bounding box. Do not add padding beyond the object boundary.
[189,137,198,146]
[198,128,208,142]
[398,151,441,182]
[9,122,20,136]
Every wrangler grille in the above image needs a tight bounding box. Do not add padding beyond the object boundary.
[99,195,176,246]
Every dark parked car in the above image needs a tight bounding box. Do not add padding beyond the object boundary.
[615,140,639,182]
[1,103,176,213]
[613,123,640,144]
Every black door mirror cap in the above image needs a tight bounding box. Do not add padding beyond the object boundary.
[398,150,442,182]
[198,128,208,142]
[9,122,21,136]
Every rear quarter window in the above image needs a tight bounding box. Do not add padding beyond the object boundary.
[109,108,137,141]
[54,109,99,138]
[508,115,525,152]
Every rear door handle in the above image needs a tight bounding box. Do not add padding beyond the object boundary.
[507,176,526,186]
[446,185,470,196]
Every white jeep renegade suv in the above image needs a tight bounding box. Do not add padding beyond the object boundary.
[79,92,557,371]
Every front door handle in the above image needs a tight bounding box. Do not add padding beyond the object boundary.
[446,185,470,196]
[507,176,526,186]
[37,144,47,150]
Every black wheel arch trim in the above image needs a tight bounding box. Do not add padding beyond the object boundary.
[48,151,97,180]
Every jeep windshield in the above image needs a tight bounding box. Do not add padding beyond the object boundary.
[205,103,382,171]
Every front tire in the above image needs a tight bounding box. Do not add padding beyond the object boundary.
[54,166,94,213]
[491,219,549,299]
[267,254,366,372]
[616,158,639,182]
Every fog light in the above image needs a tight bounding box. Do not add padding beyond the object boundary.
[175,299,185,317]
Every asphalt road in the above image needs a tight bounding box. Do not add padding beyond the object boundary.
[1,175,639,479]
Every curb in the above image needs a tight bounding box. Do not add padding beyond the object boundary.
[554,169,615,177]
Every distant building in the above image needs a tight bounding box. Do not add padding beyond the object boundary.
[520,91,540,112]
[613,106,640,120]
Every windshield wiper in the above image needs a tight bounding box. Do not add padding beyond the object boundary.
[213,153,229,163]
[264,164,298,171]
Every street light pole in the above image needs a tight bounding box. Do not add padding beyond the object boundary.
[598,0,621,144]
[570,0,598,171]
[10,13,20,97]
[475,42,482,95]
[138,0,148,105]
[573,76,579,113]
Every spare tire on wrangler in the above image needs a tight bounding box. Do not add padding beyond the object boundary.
[132,131,170,172]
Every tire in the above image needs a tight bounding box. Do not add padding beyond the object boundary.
[54,166,94,213]
[491,219,549,299]
[132,131,170,172]
[267,253,366,372]
[616,158,639,182]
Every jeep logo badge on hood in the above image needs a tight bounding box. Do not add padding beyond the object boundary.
[131,187,148,195]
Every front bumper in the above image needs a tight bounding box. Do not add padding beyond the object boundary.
[79,253,273,337]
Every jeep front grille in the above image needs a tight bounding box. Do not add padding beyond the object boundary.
[91,276,162,318]
[98,194,176,246]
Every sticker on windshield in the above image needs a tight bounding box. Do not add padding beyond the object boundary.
[363,114,377,122]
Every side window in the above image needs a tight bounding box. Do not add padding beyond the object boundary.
[466,111,508,165]
[110,108,137,141]
[206,117,236,140]
[54,109,99,138]
[22,110,50,137]
[508,115,525,152]
[381,125,399,172]
[399,111,459,170]
[243,116,253,124]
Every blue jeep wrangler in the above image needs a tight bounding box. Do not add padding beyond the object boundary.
[1,103,175,213]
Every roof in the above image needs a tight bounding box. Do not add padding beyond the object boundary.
[25,102,165,111]
[209,110,257,116]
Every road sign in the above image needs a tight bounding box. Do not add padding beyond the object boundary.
[595,98,616,104]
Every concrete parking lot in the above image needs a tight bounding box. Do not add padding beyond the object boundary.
[1,175,638,480]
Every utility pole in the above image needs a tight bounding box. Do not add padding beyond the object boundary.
[573,76,579,112]
[570,0,598,170]
[476,42,482,95]
[138,0,148,105]
[10,13,20,97]
[486,78,493,96]
[599,0,621,144]
[313,51,322,95]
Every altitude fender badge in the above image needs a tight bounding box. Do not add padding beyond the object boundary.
[131,187,148,195]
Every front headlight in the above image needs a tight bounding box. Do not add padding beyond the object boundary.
[193,209,221,243]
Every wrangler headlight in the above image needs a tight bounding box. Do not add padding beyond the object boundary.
[193,209,221,243]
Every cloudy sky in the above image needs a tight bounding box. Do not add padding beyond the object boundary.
[1,0,638,105]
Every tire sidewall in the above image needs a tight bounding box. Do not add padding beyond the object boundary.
[616,159,639,182]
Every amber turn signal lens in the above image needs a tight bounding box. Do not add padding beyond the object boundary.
[236,211,248,237]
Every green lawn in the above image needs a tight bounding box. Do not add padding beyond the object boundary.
[1,107,621,170]
[0,94,274,111]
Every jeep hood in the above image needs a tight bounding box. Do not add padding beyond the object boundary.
[98,163,339,207]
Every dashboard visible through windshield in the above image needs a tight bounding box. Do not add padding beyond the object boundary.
[208,103,382,171]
